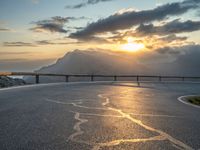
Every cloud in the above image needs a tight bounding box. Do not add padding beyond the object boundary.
[69,0,200,40]
[156,44,200,76]
[158,34,188,43]
[126,43,200,75]
[0,58,55,72]
[173,44,200,66]
[30,16,69,33]
[0,28,12,32]
[0,51,30,55]
[3,42,36,47]
[67,26,84,30]
[65,0,115,9]
[35,40,83,45]
[156,46,181,55]
[35,37,108,45]
[3,39,83,47]
[136,19,200,35]
[30,16,88,33]
[0,21,13,32]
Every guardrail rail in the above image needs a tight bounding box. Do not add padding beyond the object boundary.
[1,72,200,85]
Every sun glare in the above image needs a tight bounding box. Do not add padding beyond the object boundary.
[121,37,145,52]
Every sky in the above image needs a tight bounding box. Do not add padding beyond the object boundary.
[0,0,200,72]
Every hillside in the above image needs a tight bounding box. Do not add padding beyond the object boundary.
[24,49,149,83]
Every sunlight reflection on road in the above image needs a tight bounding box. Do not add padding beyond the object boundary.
[44,83,193,150]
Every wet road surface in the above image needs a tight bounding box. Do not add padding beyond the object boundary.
[0,82,200,150]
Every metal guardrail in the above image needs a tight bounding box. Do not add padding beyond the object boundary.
[0,72,200,85]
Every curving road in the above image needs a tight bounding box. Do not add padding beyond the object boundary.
[0,82,200,150]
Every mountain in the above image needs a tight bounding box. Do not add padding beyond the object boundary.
[24,49,148,83]
[24,47,200,83]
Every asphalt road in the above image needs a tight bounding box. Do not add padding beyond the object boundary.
[0,82,200,150]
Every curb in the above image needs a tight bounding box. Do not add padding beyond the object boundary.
[178,95,200,109]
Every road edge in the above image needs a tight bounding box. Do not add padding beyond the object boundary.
[178,95,200,109]
[0,81,117,91]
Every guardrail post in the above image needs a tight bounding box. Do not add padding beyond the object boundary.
[35,75,39,84]
[182,77,185,81]
[65,75,69,82]
[91,75,94,82]
[114,76,117,81]
[159,76,162,82]
[137,75,140,86]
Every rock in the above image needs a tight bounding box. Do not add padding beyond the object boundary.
[0,76,26,88]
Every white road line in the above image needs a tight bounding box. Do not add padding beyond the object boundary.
[99,95,193,150]
[178,95,200,109]
[44,95,193,149]
[71,111,123,118]
[67,112,88,142]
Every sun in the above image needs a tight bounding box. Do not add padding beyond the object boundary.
[121,37,145,52]
[121,43,144,52]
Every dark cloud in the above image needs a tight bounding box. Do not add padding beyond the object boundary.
[0,28,11,32]
[70,0,200,40]
[67,26,84,30]
[30,16,69,33]
[3,39,83,47]
[156,46,181,55]
[158,44,200,76]
[3,42,36,47]
[134,43,200,76]
[158,34,187,43]
[36,40,83,45]
[155,43,200,56]
[108,30,189,45]
[136,19,200,35]
[68,16,91,20]
[30,16,88,33]
[173,45,200,70]
[36,40,55,45]
[65,0,114,9]
[71,33,111,43]
[36,37,109,45]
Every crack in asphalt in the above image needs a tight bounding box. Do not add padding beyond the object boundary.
[98,94,193,150]
[67,112,88,142]
[44,94,193,150]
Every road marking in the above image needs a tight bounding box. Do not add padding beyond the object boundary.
[70,111,123,118]
[98,94,193,150]
[44,95,193,150]
[67,111,168,150]
[67,112,88,142]
[93,135,166,149]
[102,97,109,106]
[178,95,200,109]
[45,98,73,105]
